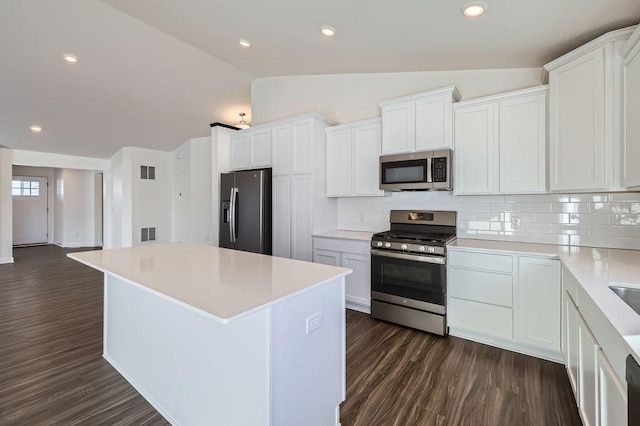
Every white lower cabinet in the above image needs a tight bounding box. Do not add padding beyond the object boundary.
[518,257,561,351]
[312,236,371,313]
[447,248,561,361]
[578,314,599,426]
[562,266,628,426]
[597,350,628,426]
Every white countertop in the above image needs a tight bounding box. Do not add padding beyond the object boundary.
[449,238,640,360]
[69,243,351,324]
[312,230,375,241]
[449,238,567,257]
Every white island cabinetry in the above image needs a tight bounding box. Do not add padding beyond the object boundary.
[69,243,351,426]
[313,231,373,314]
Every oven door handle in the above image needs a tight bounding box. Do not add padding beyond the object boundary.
[370,249,446,265]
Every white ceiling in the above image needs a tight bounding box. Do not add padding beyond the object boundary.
[1,0,639,159]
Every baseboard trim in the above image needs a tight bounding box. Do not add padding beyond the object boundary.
[0,257,14,264]
[54,242,102,248]
[346,296,371,314]
[449,327,564,363]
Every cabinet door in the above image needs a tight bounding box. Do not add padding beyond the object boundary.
[381,102,414,154]
[341,252,370,308]
[326,129,353,197]
[291,174,313,261]
[549,48,606,191]
[291,120,313,174]
[230,134,251,170]
[272,125,291,175]
[272,175,291,258]
[564,293,580,400]
[597,350,627,426]
[352,123,384,196]
[499,93,547,193]
[313,249,340,266]
[578,313,599,426]
[623,43,640,187]
[453,103,497,194]
[518,257,561,352]
[415,95,451,150]
[250,129,271,167]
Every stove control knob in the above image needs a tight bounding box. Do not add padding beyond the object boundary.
[427,247,436,253]
[401,244,408,250]
[419,246,426,252]
[384,242,391,248]
[376,241,383,247]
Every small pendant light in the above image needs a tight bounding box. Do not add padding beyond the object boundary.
[237,113,250,129]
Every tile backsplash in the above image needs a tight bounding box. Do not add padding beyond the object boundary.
[338,191,640,250]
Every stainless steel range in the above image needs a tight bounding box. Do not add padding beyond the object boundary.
[370,210,457,336]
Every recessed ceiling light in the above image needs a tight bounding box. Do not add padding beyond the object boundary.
[239,39,251,48]
[30,125,42,133]
[320,26,336,37]
[462,1,488,18]
[63,53,78,64]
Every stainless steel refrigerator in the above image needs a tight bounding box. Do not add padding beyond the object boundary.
[219,168,272,254]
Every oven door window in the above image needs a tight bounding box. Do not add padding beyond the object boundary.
[381,159,427,184]
[371,254,445,305]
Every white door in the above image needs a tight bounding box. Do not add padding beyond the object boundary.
[353,123,384,196]
[12,176,48,245]
[326,129,353,197]
[381,101,414,154]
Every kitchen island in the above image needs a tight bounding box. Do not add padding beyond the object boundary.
[69,242,351,426]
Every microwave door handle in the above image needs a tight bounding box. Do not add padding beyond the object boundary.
[426,157,433,184]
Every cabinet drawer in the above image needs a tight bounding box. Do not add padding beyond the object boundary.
[448,268,513,307]
[448,298,513,339]
[313,237,370,254]
[448,250,513,273]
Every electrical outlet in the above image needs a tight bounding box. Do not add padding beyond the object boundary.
[511,216,521,229]
[306,311,322,334]
[359,212,365,223]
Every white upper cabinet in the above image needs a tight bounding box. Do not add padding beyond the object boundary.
[230,128,271,170]
[379,86,460,154]
[499,92,547,193]
[326,118,385,197]
[454,102,497,194]
[272,125,291,175]
[453,86,548,195]
[326,128,353,197]
[543,26,636,192]
[291,120,314,174]
[622,25,640,188]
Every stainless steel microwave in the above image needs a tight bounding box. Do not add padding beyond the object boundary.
[379,149,452,191]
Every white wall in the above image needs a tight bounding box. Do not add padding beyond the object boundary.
[106,147,172,248]
[53,168,101,247]
[131,148,172,245]
[171,128,234,247]
[0,147,13,263]
[251,68,543,125]
[12,165,55,244]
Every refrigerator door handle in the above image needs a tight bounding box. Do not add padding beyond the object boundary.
[229,187,238,243]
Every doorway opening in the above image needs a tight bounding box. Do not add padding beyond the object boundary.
[12,176,49,246]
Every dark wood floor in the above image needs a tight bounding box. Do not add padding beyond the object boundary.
[0,245,581,425]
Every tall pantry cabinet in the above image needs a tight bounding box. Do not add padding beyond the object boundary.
[270,114,338,261]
